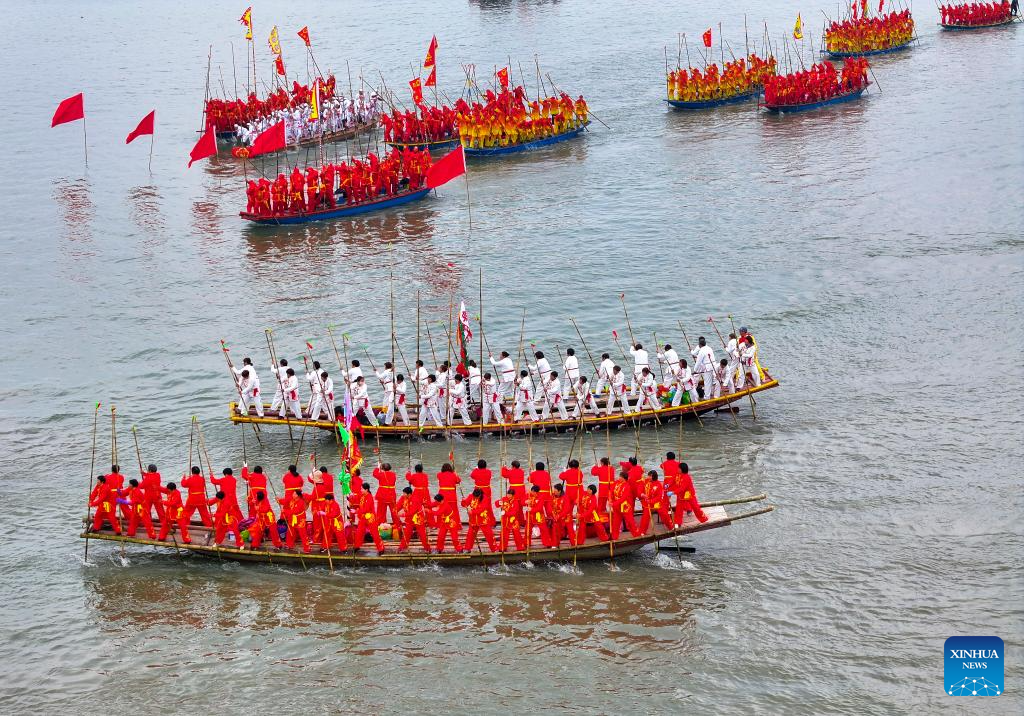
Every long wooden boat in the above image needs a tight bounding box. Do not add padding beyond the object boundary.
[939,17,1017,30]
[228,373,780,438]
[463,122,590,157]
[763,86,868,114]
[240,187,430,226]
[664,88,761,110]
[79,495,773,567]
[824,38,915,58]
[385,137,460,152]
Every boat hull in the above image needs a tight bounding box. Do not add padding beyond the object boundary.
[240,188,430,225]
[665,89,761,110]
[386,138,459,152]
[463,122,589,157]
[763,87,867,113]
[80,502,774,568]
[939,18,1016,30]
[824,38,915,58]
[229,376,780,438]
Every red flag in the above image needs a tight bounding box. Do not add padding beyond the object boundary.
[409,77,423,104]
[878,0,884,11]
[702,29,712,48]
[426,145,465,189]
[852,0,859,18]
[305,341,314,350]
[424,66,436,88]
[51,93,84,127]
[861,0,868,16]
[297,26,311,47]
[188,126,217,167]
[248,120,286,156]
[125,110,155,144]
[496,67,510,90]
[275,55,286,76]
[423,35,438,68]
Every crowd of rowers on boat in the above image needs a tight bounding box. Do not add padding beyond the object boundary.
[763,58,870,107]
[243,148,432,216]
[940,1,1016,25]
[457,85,589,149]
[665,54,778,102]
[824,10,915,53]
[87,452,710,555]
[231,328,764,427]
[382,105,458,145]
[204,76,338,134]
[232,91,381,148]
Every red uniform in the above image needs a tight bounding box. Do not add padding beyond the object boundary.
[405,469,435,527]
[550,492,576,545]
[660,458,682,481]
[577,491,609,544]
[397,493,431,551]
[207,495,243,547]
[211,473,244,524]
[436,469,462,507]
[241,466,268,516]
[528,469,553,515]
[140,470,166,522]
[372,467,400,525]
[282,470,304,497]
[159,489,190,543]
[470,467,493,506]
[433,499,463,553]
[525,492,553,549]
[278,492,311,552]
[461,493,498,552]
[639,480,674,533]
[610,480,641,540]
[353,491,385,552]
[180,472,212,526]
[123,484,154,538]
[103,471,128,521]
[321,499,348,551]
[501,465,527,500]
[249,496,283,549]
[558,467,584,504]
[590,464,614,511]
[673,471,708,525]
[619,462,644,511]
[89,482,121,534]
[495,494,525,552]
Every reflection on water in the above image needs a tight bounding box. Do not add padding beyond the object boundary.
[53,177,94,248]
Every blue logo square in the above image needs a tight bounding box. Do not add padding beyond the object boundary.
[945,636,1004,696]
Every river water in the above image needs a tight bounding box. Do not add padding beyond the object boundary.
[1,0,1022,712]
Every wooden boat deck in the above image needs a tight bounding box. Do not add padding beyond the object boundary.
[80,496,773,567]
[228,375,780,438]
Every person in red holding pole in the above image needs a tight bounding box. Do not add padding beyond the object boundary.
[211,468,244,526]
[398,486,431,552]
[461,488,498,552]
[673,463,709,526]
[240,463,268,517]
[590,457,614,512]
[372,462,400,525]
[528,461,554,516]
[433,493,463,553]
[559,459,584,506]
[495,488,526,552]
[526,486,554,549]
[139,464,165,524]
[278,490,311,552]
[577,484,609,544]
[320,494,347,552]
[282,465,304,497]
[179,466,212,526]
[89,475,121,534]
[207,491,244,548]
[122,479,155,538]
[470,459,494,506]
[353,482,385,553]
[609,471,641,540]
[638,472,674,534]
[550,484,575,546]
[436,462,462,508]
[158,483,190,543]
[249,491,283,549]
[405,463,435,527]
[501,459,527,501]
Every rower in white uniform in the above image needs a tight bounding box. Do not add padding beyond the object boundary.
[690,337,716,399]
[628,343,649,397]
[481,373,504,425]
[489,352,516,399]
[513,369,539,422]
[540,371,569,420]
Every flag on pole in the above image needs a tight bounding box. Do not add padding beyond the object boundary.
[309,79,320,121]
[51,93,84,127]
[793,14,803,40]
[702,28,712,48]
[125,110,155,144]
[454,301,474,377]
[297,26,311,47]
[274,55,286,76]
[188,125,217,167]
[424,66,436,88]
[496,67,510,90]
[878,0,884,11]
[409,77,424,104]
[268,26,281,55]
[423,35,438,68]
[248,120,286,156]
[240,7,253,40]
[426,145,466,189]
[861,0,868,16]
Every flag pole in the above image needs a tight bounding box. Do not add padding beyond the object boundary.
[148,131,154,174]
[463,166,473,231]
[82,115,88,167]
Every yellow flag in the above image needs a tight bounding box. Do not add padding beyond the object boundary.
[793,13,803,40]
[309,79,320,121]
[268,26,281,55]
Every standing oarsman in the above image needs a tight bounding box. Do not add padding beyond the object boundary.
[607,365,632,415]
[572,375,600,417]
[628,342,650,397]
[181,466,213,526]
[414,359,429,396]
[481,373,504,425]
[281,368,303,419]
[595,352,615,396]
[529,351,553,392]
[376,361,396,423]
[513,369,539,422]
[467,360,482,402]
[392,374,411,425]
[269,358,290,414]
[488,351,516,399]
[563,348,580,385]
[739,336,761,388]
[725,333,741,387]
[657,344,680,378]
[671,359,699,406]
[714,358,735,398]
[448,373,472,425]
[540,371,569,420]
[351,376,380,426]
[306,361,323,417]
[690,337,716,399]
[238,369,264,417]
[320,371,336,420]
[418,375,445,427]
[638,367,661,411]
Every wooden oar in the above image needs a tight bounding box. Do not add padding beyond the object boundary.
[264,329,295,444]
[83,402,101,561]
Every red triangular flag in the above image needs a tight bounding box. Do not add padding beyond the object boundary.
[702,29,712,48]
[496,67,510,90]
[52,93,84,127]
[125,110,155,144]
[423,35,438,68]
[424,66,436,88]
[426,145,465,189]
[297,26,311,47]
[248,120,286,156]
[188,126,217,167]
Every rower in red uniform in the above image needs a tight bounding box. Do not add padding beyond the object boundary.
[501,460,527,500]
[432,493,463,553]
[353,483,385,553]
[122,479,155,538]
[470,459,494,506]
[590,457,614,512]
[278,490,311,553]
[372,462,400,525]
[660,452,682,482]
[550,484,575,546]
[673,463,708,525]
[397,486,431,552]
[158,483,190,543]
[461,488,498,552]
[89,475,121,534]
[211,468,244,525]
[638,472,674,534]
[576,485,609,544]
[618,457,644,512]
[102,465,127,521]
[525,486,553,549]
[558,459,584,505]
[282,465,304,497]
[436,463,462,508]
[180,466,213,527]
[140,464,166,524]
[207,490,243,548]
[528,462,553,516]
[405,463,434,527]
[495,488,525,552]
[249,491,283,549]
[240,463,268,517]
[610,471,641,540]
[320,494,347,551]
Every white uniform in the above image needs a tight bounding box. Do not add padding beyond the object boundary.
[481,377,504,425]
[489,355,516,398]
[269,365,288,413]
[514,375,539,422]
[392,379,411,425]
[671,366,699,406]
[468,365,482,402]
[530,357,552,389]
[572,379,600,417]
[691,345,716,397]
[607,371,632,415]
[321,377,336,420]
[414,366,429,399]
[238,372,264,416]
[540,375,569,420]
[281,374,303,419]
[563,354,580,384]
[448,381,472,425]
[306,371,325,420]
[657,348,680,379]
[352,383,379,426]
[595,357,616,396]
[376,368,395,423]
[418,382,444,427]
[639,373,661,411]
[347,366,364,392]
[436,368,449,414]
[725,338,741,387]
[713,363,735,398]
[628,346,649,397]
[740,343,761,387]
